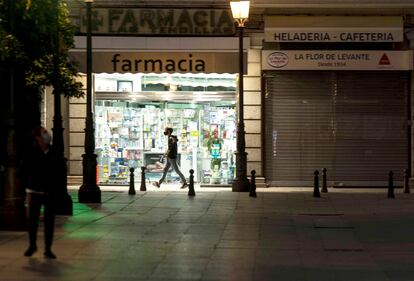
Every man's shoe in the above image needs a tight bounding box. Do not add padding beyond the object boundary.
[44,250,57,259]
[152,182,160,188]
[180,183,188,189]
[24,246,37,257]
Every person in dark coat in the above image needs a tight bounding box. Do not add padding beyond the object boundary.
[153,127,188,189]
[22,126,57,259]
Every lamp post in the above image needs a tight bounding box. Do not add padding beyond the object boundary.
[52,0,73,215]
[230,1,250,192]
[78,0,101,203]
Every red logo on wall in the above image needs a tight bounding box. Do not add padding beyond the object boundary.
[379,54,391,65]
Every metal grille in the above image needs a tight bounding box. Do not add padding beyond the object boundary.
[264,71,409,187]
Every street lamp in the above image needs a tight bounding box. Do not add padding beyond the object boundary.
[78,0,101,203]
[52,0,72,215]
[230,1,250,192]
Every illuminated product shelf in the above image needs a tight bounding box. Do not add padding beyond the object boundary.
[94,73,237,185]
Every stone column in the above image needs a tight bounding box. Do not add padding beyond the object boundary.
[407,29,414,189]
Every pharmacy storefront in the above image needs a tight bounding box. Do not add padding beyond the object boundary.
[71,44,246,186]
[67,7,248,186]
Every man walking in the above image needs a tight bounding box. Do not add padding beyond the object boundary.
[153,127,188,189]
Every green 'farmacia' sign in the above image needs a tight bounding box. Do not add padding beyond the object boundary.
[79,8,235,36]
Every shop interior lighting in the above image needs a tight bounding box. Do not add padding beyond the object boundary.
[128,93,145,99]
[194,98,222,102]
[95,73,237,90]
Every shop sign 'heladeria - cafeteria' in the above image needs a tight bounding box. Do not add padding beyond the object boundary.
[79,8,235,36]
[264,16,404,42]
[267,30,400,42]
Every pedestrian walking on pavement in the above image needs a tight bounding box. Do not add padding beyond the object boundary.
[21,126,58,259]
[153,127,188,189]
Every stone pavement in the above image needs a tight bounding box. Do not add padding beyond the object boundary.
[0,185,414,281]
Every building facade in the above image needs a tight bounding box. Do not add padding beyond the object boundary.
[56,0,414,187]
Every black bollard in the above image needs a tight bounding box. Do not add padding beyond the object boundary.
[313,170,321,198]
[140,166,147,191]
[128,167,136,195]
[403,169,410,194]
[249,170,257,197]
[321,168,328,193]
[388,171,395,198]
[188,169,195,196]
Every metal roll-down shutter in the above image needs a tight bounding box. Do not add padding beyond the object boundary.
[264,71,409,187]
